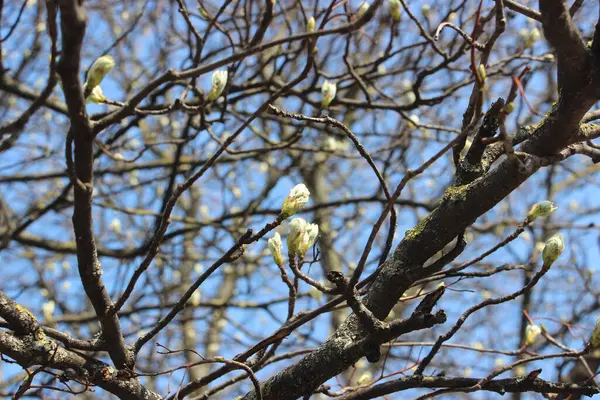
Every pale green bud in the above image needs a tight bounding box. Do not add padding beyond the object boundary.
[477,64,487,83]
[287,218,307,255]
[422,3,431,18]
[389,0,402,22]
[309,286,323,301]
[86,85,106,103]
[504,102,515,114]
[85,55,115,91]
[529,28,540,43]
[321,79,337,108]
[542,233,564,267]
[281,183,310,217]
[357,372,372,385]
[307,16,316,32]
[268,232,284,265]
[357,2,370,19]
[525,324,541,345]
[527,200,558,221]
[198,6,209,19]
[208,70,228,101]
[592,316,600,347]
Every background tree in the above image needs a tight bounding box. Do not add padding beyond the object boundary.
[1,0,600,399]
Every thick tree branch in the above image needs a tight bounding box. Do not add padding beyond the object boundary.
[56,0,131,369]
[538,0,588,88]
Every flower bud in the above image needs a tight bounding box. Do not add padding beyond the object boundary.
[477,64,487,84]
[542,233,564,267]
[208,70,228,101]
[287,218,307,255]
[422,3,431,18]
[357,2,370,19]
[527,200,558,221]
[307,16,316,32]
[524,28,540,49]
[297,222,319,255]
[282,183,310,217]
[268,232,284,265]
[109,218,122,234]
[42,300,55,320]
[357,372,372,385]
[321,80,337,108]
[504,102,515,114]
[592,316,600,347]
[408,114,420,127]
[389,0,401,22]
[525,324,541,345]
[86,85,106,104]
[84,55,115,92]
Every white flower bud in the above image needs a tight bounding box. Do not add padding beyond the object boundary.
[287,218,307,255]
[525,324,541,345]
[268,232,284,265]
[282,183,310,217]
[84,55,115,92]
[408,114,420,126]
[208,70,228,101]
[527,200,558,221]
[297,222,319,256]
[542,233,564,267]
[389,0,402,22]
[321,80,337,108]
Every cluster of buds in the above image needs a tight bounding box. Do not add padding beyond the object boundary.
[389,0,401,22]
[527,200,558,221]
[520,27,541,49]
[542,233,564,267]
[84,55,115,101]
[267,184,319,266]
[208,70,228,101]
[267,218,319,266]
[321,80,337,108]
